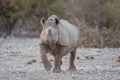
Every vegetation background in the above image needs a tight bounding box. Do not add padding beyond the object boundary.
[0,0,120,47]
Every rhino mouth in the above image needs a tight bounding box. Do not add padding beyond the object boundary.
[46,40,56,45]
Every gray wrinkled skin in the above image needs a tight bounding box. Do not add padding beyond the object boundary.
[39,15,79,73]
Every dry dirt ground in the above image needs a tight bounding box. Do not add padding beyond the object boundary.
[0,37,120,80]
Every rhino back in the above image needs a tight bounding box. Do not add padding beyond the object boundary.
[58,19,79,50]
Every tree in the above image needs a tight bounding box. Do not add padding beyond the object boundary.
[0,0,17,37]
[0,0,47,37]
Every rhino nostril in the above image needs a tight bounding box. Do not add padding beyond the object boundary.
[46,40,49,43]
[53,40,56,43]
[48,29,52,35]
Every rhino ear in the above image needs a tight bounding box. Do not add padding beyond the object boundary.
[40,17,45,26]
[55,17,60,25]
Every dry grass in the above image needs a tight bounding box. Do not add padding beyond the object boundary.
[101,28,120,47]
[75,19,103,48]
[75,19,120,48]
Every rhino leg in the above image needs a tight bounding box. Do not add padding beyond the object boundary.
[53,55,63,73]
[41,54,52,71]
[40,45,52,71]
[68,48,77,71]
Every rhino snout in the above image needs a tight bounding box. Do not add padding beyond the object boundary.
[46,40,56,44]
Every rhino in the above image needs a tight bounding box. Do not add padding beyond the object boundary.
[39,15,79,73]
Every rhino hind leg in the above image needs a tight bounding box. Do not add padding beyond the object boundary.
[68,48,77,71]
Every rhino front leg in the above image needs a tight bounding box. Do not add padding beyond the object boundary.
[41,53,52,71]
[53,55,63,73]
[68,48,77,71]
[40,45,52,71]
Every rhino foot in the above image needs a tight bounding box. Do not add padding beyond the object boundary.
[53,68,62,73]
[68,66,77,72]
[44,63,52,71]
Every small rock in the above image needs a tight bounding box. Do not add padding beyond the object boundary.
[27,61,32,65]
[40,61,43,63]
[31,59,37,63]
[117,56,120,62]
[118,56,120,58]
[90,56,94,59]
[85,56,94,60]
[76,56,80,60]
[85,56,89,59]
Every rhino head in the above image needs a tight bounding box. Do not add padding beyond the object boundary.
[40,15,60,45]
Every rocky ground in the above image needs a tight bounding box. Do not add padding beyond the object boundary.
[0,37,120,80]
